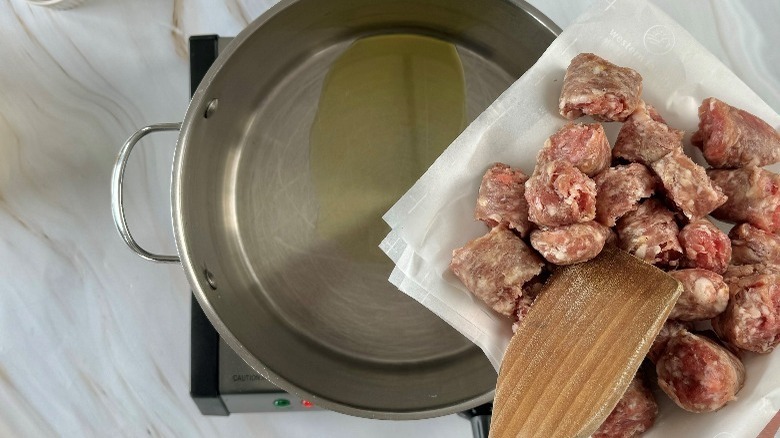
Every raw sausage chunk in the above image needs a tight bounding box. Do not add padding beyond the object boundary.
[645,104,667,124]
[474,163,531,236]
[729,223,780,266]
[529,221,610,265]
[708,166,780,233]
[537,123,611,177]
[559,53,643,122]
[616,199,683,268]
[450,225,544,316]
[723,263,780,284]
[647,320,692,363]
[525,160,597,227]
[668,269,729,321]
[656,331,745,413]
[511,279,546,333]
[692,97,780,168]
[512,295,535,334]
[651,151,727,221]
[678,219,731,274]
[712,270,780,353]
[593,375,657,438]
[613,105,684,165]
[594,163,656,227]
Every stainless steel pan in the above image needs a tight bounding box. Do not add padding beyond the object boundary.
[112,0,558,419]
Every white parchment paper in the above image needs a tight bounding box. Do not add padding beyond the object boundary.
[380,0,780,435]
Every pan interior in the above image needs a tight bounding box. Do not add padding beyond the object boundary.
[233,35,510,365]
[179,0,557,416]
[309,34,466,266]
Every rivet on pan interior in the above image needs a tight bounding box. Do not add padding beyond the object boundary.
[204,268,217,290]
[204,98,218,118]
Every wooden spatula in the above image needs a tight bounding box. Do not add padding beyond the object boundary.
[490,245,682,438]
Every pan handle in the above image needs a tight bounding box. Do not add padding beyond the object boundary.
[111,122,182,263]
[458,403,492,438]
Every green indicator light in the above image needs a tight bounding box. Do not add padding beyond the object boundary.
[273,398,291,408]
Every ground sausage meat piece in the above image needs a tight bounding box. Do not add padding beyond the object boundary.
[729,223,780,266]
[593,375,657,438]
[678,219,731,274]
[525,160,597,227]
[511,295,535,334]
[708,167,780,233]
[594,163,656,227]
[656,331,745,413]
[723,263,780,285]
[474,163,531,236]
[450,225,544,316]
[712,270,780,353]
[613,105,684,165]
[647,320,692,363]
[668,269,729,321]
[529,221,610,266]
[537,123,611,177]
[512,277,547,333]
[605,227,619,246]
[646,104,667,124]
[616,199,683,268]
[559,53,643,122]
[692,97,780,168]
[651,151,727,221]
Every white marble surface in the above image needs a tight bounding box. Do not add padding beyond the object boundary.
[0,0,777,436]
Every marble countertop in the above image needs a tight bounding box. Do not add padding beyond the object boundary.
[0,0,777,436]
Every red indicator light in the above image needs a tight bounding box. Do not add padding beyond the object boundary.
[301,400,314,408]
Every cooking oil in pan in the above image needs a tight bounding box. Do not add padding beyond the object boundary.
[310,34,466,262]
